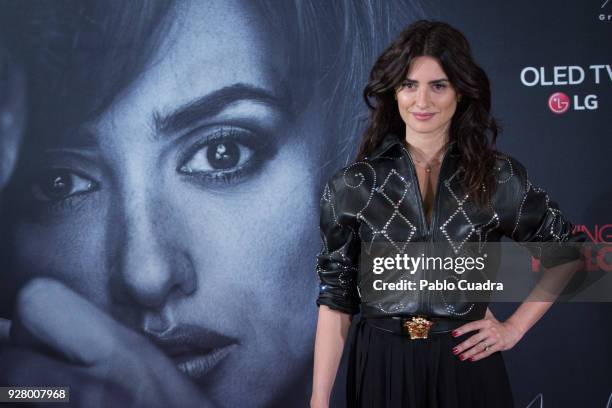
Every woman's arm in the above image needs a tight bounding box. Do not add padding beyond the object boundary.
[454,259,582,362]
[499,157,586,338]
[311,305,352,408]
[311,177,361,406]
[452,155,586,361]
[505,258,581,336]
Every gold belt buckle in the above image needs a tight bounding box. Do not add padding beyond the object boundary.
[403,316,434,339]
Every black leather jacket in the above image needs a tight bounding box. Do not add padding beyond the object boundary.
[315,132,584,320]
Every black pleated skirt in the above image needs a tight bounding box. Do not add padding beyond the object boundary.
[346,318,514,408]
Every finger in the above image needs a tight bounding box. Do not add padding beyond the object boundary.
[13,277,128,366]
[2,344,211,408]
[1,346,82,386]
[459,337,496,361]
[10,317,76,362]
[12,278,215,407]
[452,318,492,337]
[467,343,498,362]
[452,330,490,358]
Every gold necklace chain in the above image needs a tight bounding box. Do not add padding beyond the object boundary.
[408,150,444,173]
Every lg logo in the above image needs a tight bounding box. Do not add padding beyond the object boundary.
[520,65,605,114]
[548,92,570,114]
[547,92,598,114]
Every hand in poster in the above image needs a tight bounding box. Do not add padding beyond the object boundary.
[0,278,215,407]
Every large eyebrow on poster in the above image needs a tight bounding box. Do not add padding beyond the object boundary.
[154,82,294,135]
[37,82,294,151]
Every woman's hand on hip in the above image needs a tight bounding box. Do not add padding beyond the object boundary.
[450,308,524,362]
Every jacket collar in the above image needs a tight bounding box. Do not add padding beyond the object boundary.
[367,132,405,160]
[367,132,458,160]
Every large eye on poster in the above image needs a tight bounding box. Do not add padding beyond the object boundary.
[0,1,610,408]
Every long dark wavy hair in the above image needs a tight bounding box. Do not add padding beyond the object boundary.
[355,20,499,207]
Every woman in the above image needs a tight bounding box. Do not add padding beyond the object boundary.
[0,1,423,407]
[311,20,584,408]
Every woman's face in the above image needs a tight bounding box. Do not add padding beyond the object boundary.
[395,55,459,137]
[8,0,322,406]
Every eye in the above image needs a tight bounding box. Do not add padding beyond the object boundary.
[432,83,448,92]
[30,169,97,202]
[401,80,417,90]
[178,127,265,185]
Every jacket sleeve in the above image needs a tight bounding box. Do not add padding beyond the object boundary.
[498,156,585,268]
[315,177,361,315]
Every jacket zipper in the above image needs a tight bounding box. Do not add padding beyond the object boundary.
[401,142,453,315]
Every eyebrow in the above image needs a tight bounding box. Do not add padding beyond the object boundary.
[153,82,292,135]
[404,78,449,84]
[42,83,292,150]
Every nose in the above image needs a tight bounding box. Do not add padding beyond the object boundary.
[415,86,431,109]
[110,188,196,310]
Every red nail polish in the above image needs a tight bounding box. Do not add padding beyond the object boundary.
[452,347,459,354]
[459,355,466,361]
[469,357,475,362]
[452,330,459,337]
